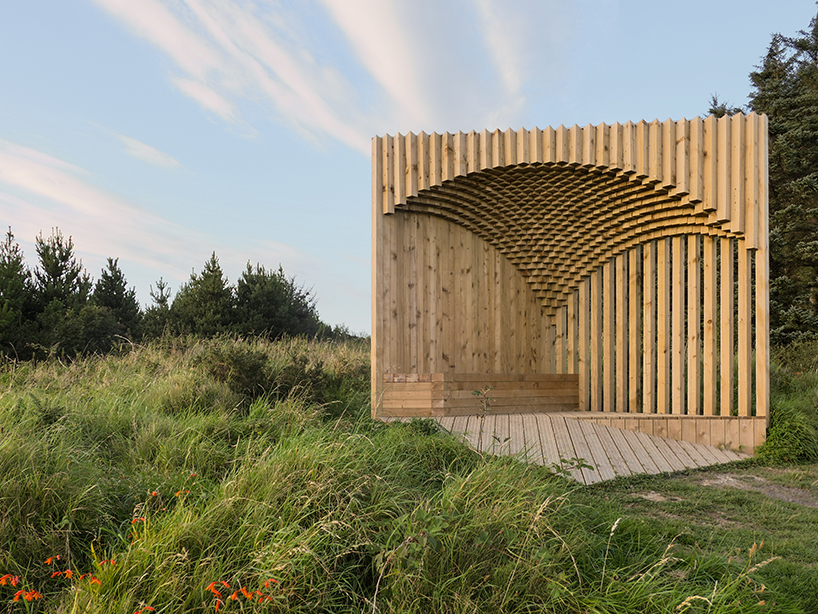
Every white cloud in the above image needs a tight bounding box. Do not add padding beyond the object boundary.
[115,134,182,168]
[318,0,432,127]
[90,0,374,152]
[0,139,332,307]
[471,0,524,96]
[89,0,578,150]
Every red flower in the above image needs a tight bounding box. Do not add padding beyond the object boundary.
[13,589,42,602]
[0,574,19,587]
[264,578,278,588]
[151,491,158,497]
[131,517,146,524]
[205,581,229,598]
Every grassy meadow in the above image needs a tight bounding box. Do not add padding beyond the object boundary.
[1,336,818,613]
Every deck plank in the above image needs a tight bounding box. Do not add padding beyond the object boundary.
[401,413,750,486]
[649,433,694,470]
[521,414,544,464]
[571,418,615,483]
[585,422,631,479]
[603,425,642,477]
[437,416,456,433]
[551,416,585,483]
[636,432,678,474]
[506,414,526,457]
[536,414,562,467]
[617,428,662,474]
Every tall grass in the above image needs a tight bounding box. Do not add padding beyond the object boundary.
[0,336,806,612]
[759,340,818,462]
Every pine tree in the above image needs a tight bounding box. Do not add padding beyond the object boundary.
[92,258,142,338]
[170,253,234,336]
[33,228,91,311]
[142,277,172,338]
[748,13,818,343]
[0,228,35,357]
[234,263,321,338]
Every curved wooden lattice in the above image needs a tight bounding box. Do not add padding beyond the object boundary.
[372,114,769,452]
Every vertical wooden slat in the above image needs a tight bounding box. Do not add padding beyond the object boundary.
[687,235,701,416]
[702,116,718,212]
[744,115,759,249]
[643,241,656,414]
[656,238,671,413]
[408,214,418,372]
[628,246,642,412]
[756,114,770,422]
[603,259,616,411]
[582,123,596,167]
[720,237,734,416]
[648,120,662,184]
[662,120,676,189]
[615,253,628,412]
[567,289,578,375]
[688,117,705,203]
[578,278,591,411]
[703,236,718,415]
[518,128,531,164]
[671,236,685,414]
[418,132,430,190]
[731,115,746,234]
[394,133,406,205]
[371,137,384,414]
[676,119,690,195]
[717,116,731,222]
[555,305,566,374]
[590,267,603,411]
[737,245,752,417]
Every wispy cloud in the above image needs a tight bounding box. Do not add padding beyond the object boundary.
[90,0,374,152]
[0,139,330,300]
[115,134,181,168]
[89,0,577,150]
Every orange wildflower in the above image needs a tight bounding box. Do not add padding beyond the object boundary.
[0,574,19,587]
[131,518,146,524]
[240,586,253,599]
[44,555,61,565]
[264,578,278,588]
[151,491,158,497]
[13,589,42,602]
[229,590,239,601]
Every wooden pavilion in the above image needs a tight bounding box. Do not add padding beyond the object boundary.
[372,114,769,457]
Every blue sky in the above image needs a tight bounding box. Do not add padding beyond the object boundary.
[1,0,815,334]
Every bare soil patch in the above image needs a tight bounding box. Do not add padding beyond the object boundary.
[696,472,818,508]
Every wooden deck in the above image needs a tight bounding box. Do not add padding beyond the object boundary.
[385,412,749,485]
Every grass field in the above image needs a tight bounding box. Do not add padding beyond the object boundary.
[1,336,818,613]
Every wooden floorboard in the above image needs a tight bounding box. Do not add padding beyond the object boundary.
[384,413,750,485]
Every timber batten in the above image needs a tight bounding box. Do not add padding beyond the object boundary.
[373,114,770,454]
